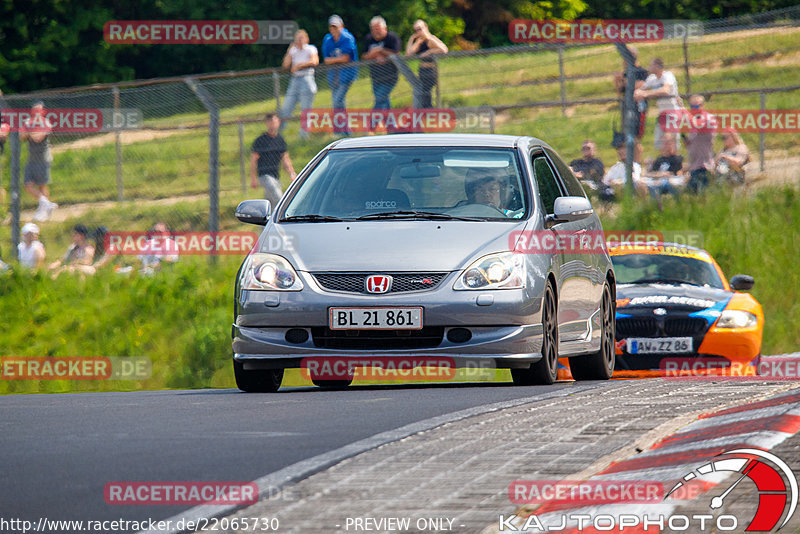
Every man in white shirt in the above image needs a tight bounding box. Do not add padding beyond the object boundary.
[604,144,644,197]
[280,30,319,140]
[634,58,682,150]
[18,222,46,270]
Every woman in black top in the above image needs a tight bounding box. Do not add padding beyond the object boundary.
[405,20,448,108]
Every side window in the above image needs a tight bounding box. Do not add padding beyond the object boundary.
[546,149,587,198]
[532,156,562,214]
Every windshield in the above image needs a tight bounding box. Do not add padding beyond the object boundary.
[282,147,528,221]
[611,253,725,289]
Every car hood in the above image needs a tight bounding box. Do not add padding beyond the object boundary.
[617,283,732,312]
[259,220,527,272]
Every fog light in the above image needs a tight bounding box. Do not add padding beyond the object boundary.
[285,329,309,344]
[447,328,472,343]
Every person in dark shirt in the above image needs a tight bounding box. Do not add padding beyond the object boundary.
[614,46,648,163]
[250,113,296,207]
[645,134,685,199]
[405,19,448,108]
[569,140,605,191]
[363,16,402,111]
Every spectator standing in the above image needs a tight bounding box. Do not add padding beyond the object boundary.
[634,58,682,150]
[250,113,296,207]
[682,94,717,194]
[569,140,605,191]
[405,20,448,108]
[20,101,58,221]
[322,15,359,134]
[644,134,685,198]
[280,30,319,140]
[363,16,402,111]
[18,222,46,270]
[613,45,648,162]
[715,130,750,185]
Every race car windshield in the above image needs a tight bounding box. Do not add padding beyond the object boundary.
[611,253,725,289]
[282,147,528,221]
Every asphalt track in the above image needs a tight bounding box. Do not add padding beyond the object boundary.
[0,381,601,529]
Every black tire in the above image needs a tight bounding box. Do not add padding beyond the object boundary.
[233,360,283,392]
[311,378,353,389]
[512,281,559,386]
[569,283,615,381]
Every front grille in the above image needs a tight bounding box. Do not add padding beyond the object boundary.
[312,272,448,294]
[616,317,658,338]
[664,317,707,336]
[311,327,445,350]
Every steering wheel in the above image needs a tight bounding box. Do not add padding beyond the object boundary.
[448,203,507,217]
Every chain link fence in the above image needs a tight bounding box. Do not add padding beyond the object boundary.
[1,5,799,258]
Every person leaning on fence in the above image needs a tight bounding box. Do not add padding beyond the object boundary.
[682,94,717,194]
[613,45,647,163]
[569,140,605,191]
[280,29,319,140]
[250,113,296,207]
[405,20,448,108]
[634,58,682,151]
[363,16,402,113]
[20,101,58,222]
[18,222,46,270]
[322,15,359,134]
[715,129,750,185]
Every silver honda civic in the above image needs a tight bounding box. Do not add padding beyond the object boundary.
[232,134,615,391]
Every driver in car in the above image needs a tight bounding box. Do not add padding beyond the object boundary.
[463,170,524,218]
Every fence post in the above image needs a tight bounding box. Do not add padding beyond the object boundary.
[616,44,637,200]
[9,131,20,254]
[238,121,246,193]
[434,56,441,108]
[112,86,124,201]
[759,91,766,172]
[558,46,567,117]
[273,71,281,111]
[683,35,692,95]
[185,78,220,264]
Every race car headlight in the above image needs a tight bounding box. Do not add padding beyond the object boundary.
[716,309,757,329]
[241,253,303,291]
[454,252,525,290]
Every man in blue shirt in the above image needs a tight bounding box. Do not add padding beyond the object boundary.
[322,15,359,134]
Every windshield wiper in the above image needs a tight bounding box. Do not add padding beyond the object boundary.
[356,211,482,221]
[630,278,695,285]
[279,214,349,223]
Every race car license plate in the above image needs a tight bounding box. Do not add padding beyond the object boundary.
[329,307,423,330]
[627,337,692,354]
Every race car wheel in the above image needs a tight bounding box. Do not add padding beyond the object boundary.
[513,281,559,385]
[570,283,615,380]
[233,360,283,392]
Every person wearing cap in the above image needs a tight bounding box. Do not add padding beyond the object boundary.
[363,16,402,112]
[20,101,58,221]
[18,223,46,270]
[322,15,359,134]
[49,224,95,275]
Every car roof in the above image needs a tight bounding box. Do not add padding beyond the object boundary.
[607,241,713,262]
[327,133,548,150]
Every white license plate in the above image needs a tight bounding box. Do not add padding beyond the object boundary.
[329,307,423,330]
[627,337,693,354]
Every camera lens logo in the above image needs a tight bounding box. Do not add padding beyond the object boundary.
[666,448,798,531]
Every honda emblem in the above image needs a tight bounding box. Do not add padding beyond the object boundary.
[365,275,392,294]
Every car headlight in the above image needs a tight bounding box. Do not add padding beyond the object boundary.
[715,309,757,328]
[241,253,303,291]
[453,252,525,290]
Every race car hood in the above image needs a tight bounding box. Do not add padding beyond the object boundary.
[616,283,732,312]
[259,220,528,272]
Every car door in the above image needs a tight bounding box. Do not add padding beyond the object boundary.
[545,148,603,344]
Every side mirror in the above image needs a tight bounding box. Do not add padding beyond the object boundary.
[236,199,272,226]
[551,196,593,224]
[730,274,755,291]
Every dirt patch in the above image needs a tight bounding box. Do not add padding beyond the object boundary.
[51,128,194,153]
